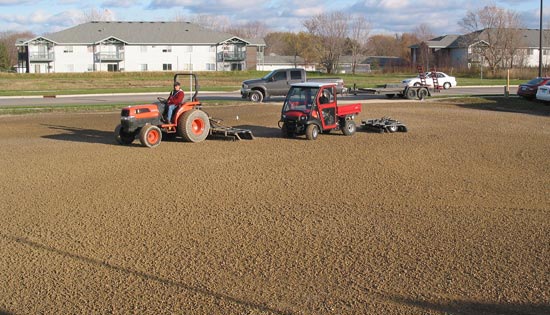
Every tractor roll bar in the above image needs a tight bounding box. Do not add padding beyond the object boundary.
[174,73,199,102]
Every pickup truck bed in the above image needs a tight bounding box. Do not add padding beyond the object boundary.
[336,103,361,116]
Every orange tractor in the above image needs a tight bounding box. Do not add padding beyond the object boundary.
[115,73,254,147]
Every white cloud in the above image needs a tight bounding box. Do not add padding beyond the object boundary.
[0,0,34,4]
[102,0,138,8]
[0,10,86,33]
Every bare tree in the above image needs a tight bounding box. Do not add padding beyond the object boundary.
[175,13,232,33]
[413,23,435,41]
[459,5,524,73]
[348,15,371,74]
[0,31,35,68]
[304,11,349,73]
[80,8,115,22]
[227,21,269,39]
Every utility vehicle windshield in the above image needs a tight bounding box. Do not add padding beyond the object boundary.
[283,87,319,112]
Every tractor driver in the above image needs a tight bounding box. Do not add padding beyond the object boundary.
[165,82,184,123]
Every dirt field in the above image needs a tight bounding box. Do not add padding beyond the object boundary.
[0,100,548,315]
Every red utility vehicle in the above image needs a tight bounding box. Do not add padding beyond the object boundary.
[279,82,361,140]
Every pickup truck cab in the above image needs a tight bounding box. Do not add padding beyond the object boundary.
[241,68,345,102]
[279,82,361,140]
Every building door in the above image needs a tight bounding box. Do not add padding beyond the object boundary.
[34,64,41,73]
[107,64,119,72]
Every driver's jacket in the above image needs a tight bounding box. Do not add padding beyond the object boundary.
[167,89,184,105]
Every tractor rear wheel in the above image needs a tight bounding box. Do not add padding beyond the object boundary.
[139,125,162,148]
[115,124,135,145]
[305,124,319,140]
[177,109,210,143]
[342,120,356,136]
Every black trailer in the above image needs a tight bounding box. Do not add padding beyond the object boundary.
[349,83,431,100]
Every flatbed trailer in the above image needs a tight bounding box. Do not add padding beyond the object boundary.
[349,83,431,100]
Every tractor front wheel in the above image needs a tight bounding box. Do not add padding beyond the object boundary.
[115,124,135,145]
[139,125,162,148]
[305,124,319,140]
[178,109,211,143]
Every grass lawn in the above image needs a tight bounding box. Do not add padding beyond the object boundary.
[0,71,525,97]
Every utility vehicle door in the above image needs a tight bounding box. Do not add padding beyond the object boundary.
[317,86,337,129]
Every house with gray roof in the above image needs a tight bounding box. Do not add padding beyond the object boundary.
[16,21,266,73]
[410,29,550,69]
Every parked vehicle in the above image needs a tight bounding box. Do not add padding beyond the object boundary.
[402,72,457,89]
[241,68,345,102]
[535,84,550,102]
[518,77,550,99]
[279,82,361,140]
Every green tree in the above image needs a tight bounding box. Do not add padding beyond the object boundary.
[0,42,10,70]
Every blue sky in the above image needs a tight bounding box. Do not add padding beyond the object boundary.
[0,0,544,36]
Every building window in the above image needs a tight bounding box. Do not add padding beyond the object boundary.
[162,46,172,53]
[163,64,172,71]
[66,64,74,72]
[183,46,193,53]
[528,48,535,55]
[140,46,148,53]
[183,63,193,71]
[206,63,215,70]
[64,46,73,53]
[141,64,148,71]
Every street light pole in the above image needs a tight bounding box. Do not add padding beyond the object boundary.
[540,0,544,77]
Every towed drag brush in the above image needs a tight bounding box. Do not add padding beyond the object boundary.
[114,73,254,147]
[361,117,408,133]
[209,119,254,141]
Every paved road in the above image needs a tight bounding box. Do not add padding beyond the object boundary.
[0,86,518,107]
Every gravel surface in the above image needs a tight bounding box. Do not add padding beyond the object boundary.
[0,101,548,315]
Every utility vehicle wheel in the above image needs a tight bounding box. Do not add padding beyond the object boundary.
[139,125,162,148]
[386,94,395,99]
[342,120,356,136]
[115,124,135,145]
[249,90,263,103]
[305,124,319,140]
[443,82,451,89]
[406,88,417,99]
[413,82,422,87]
[417,88,428,100]
[178,109,210,143]
[387,125,399,133]
[280,123,294,138]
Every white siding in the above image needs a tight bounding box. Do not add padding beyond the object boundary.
[123,45,216,72]
[52,45,93,73]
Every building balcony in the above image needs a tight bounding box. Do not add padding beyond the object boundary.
[95,52,124,62]
[29,52,54,62]
[217,51,246,62]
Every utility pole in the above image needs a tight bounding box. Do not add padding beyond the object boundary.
[540,0,543,77]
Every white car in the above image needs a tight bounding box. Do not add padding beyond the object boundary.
[402,72,457,89]
[535,85,550,102]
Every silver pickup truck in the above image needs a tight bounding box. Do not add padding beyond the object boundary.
[241,68,346,102]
